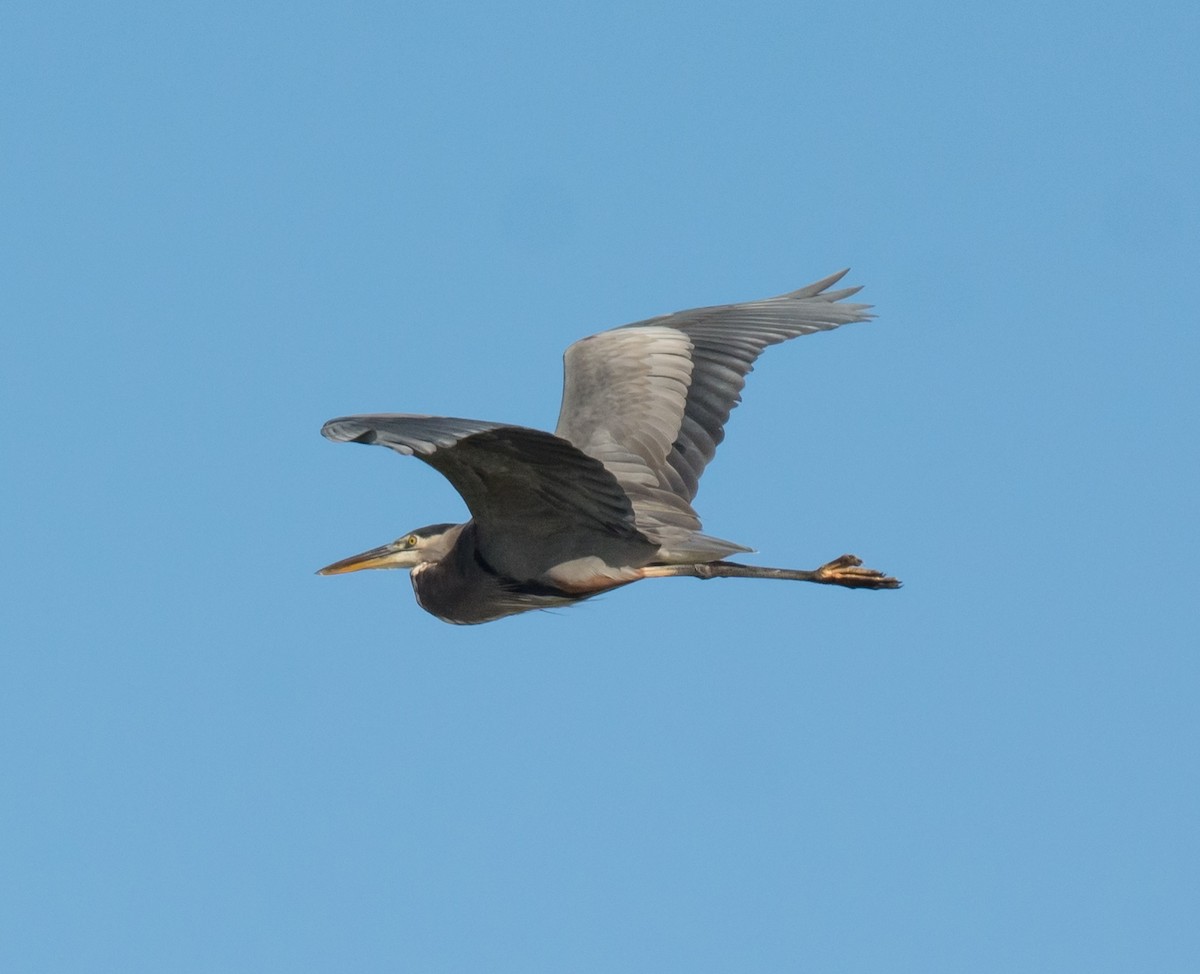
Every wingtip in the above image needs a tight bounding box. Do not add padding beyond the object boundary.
[797,268,850,296]
[321,417,376,444]
[787,268,866,302]
[321,418,348,441]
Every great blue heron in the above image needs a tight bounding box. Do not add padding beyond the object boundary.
[319,270,899,624]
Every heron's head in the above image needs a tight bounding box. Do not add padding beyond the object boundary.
[317,523,461,576]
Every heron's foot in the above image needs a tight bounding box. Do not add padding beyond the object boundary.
[815,554,902,590]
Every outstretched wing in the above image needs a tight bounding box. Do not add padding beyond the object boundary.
[321,414,658,579]
[555,270,873,511]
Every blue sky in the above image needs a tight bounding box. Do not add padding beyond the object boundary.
[3,1,1197,970]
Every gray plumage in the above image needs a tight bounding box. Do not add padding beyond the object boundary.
[319,270,899,624]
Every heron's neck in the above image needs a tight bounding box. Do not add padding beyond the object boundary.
[425,521,470,563]
[408,522,503,624]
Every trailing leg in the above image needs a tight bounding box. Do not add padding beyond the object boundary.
[639,554,901,590]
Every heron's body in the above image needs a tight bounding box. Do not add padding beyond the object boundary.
[319,270,899,624]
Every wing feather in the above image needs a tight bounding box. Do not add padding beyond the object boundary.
[555,270,874,513]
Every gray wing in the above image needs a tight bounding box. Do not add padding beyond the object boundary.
[321,414,658,578]
[555,270,873,510]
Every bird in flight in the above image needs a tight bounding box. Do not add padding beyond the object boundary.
[319,270,899,624]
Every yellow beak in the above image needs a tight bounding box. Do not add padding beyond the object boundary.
[316,540,416,575]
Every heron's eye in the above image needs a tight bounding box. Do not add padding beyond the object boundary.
[406,535,418,547]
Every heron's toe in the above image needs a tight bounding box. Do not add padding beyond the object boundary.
[815,554,902,590]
